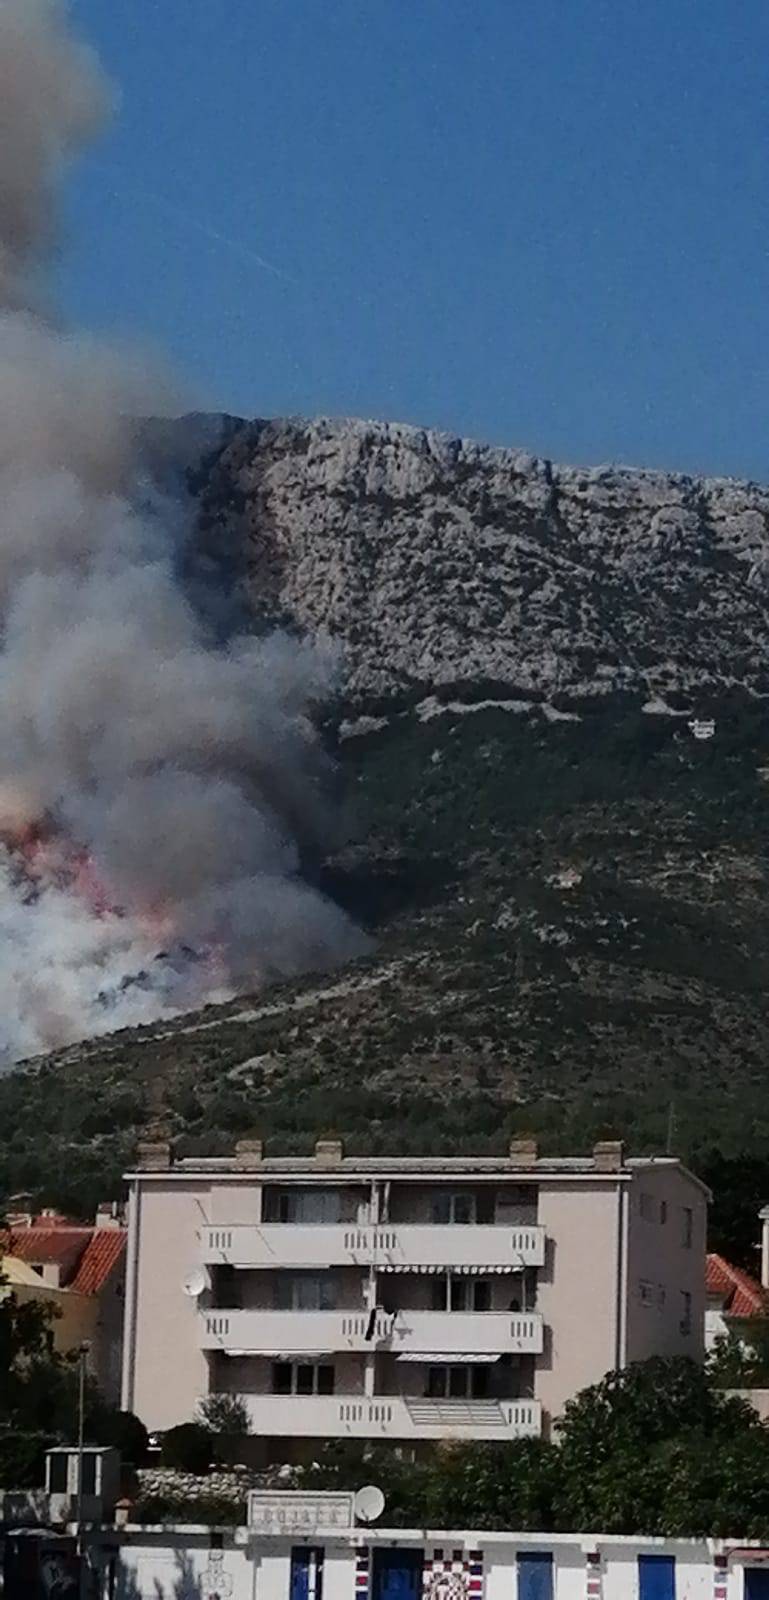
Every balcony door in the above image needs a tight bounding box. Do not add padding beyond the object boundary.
[274,1273,337,1311]
[745,1571,769,1598]
[269,1189,343,1224]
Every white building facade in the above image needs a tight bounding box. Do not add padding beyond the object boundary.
[121,1138,707,1447]
[92,1523,769,1600]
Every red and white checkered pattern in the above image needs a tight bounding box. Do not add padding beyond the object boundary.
[422,1548,484,1599]
[355,1547,370,1598]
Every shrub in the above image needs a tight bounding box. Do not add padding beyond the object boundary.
[135,1492,245,1526]
[197,1393,250,1435]
[160,1422,213,1475]
[90,1408,150,1468]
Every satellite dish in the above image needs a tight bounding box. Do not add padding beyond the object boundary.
[354,1485,386,1524]
[182,1268,207,1299]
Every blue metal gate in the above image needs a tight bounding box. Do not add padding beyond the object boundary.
[744,1569,769,1599]
[516,1552,553,1600]
[371,1548,423,1600]
[290,1546,324,1600]
[638,1555,676,1600]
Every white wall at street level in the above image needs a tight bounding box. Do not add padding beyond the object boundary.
[88,1525,767,1600]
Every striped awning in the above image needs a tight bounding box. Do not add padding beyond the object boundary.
[380,1264,519,1275]
[396,1351,500,1364]
[224,1351,333,1360]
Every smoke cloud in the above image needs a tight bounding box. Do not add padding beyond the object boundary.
[0,0,365,1062]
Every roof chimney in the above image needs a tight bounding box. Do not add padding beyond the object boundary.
[235,1139,264,1169]
[593,1140,625,1173]
[509,1137,538,1168]
[95,1202,123,1230]
[314,1138,344,1165]
[136,1140,172,1172]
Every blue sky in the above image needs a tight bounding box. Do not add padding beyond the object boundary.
[63,0,769,479]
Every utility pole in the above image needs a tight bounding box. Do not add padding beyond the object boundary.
[666,1101,677,1157]
[76,1340,91,1600]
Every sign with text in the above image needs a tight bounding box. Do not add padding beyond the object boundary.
[247,1490,355,1535]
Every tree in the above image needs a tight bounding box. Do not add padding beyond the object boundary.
[197,1393,250,1436]
[554,1356,762,1534]
[695,1150,769,1269]
[707,1322,769,1389]
[0,1253,149,1485]
[89,1407,149,1468]
[160,1422,214,1475]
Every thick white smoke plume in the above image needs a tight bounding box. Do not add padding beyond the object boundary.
[0,0,365,1062]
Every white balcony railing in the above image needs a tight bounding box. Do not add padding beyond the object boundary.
[200,1222,544,1271]
[390,1311,543,1355]
[229,1393,542,1440]
[199,1308,543,1356]
[200,1310,391,1353]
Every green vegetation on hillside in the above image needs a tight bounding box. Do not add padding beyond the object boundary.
[1,693,769,1220]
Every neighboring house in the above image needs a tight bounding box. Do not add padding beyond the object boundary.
[705,1251,769,1353]
[121,1137,707,1451]
[1,1251,97,1360]
[1,1205,127,1402]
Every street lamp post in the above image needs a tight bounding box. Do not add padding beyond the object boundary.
[75,1340,91,1600]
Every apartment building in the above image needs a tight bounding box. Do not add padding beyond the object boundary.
[121,1137,707,1448]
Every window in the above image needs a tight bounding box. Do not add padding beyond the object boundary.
[272,1362,292,1395]
[430,1192,475,1224]
[48,1455,68,1493]
[430,1275,491,1311]
[682,1207,693,1249]
[273,1273,337,1311]
[680,1291,692,1335]
[660,1201,667,1224]
[639,1279,654,1307]
[274,1188,342,1225]
[426,1364,489,1400]
[214,1264,241,1309]
[271,1362,335,1397]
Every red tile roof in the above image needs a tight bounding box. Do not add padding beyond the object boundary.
[0,1223,125,1294]
[69,1229,126,1294]
[706,1252,769,1318]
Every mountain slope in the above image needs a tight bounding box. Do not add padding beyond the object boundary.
[199,416,769,702]
[2,418,769,1213]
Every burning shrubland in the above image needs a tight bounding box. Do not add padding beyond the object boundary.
[0,0,365,1061]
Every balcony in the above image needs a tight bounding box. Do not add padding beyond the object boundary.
[391,1311,543,1355]
[199,1310,392,1353]
[199,1308,543,1356]
[200,1222,544,1271]
[232,1393,542,1440]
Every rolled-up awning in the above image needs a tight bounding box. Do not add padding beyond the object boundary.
[224,1350,334,1359]
[396,1351,500,1364]
[380,1264,520,1275]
